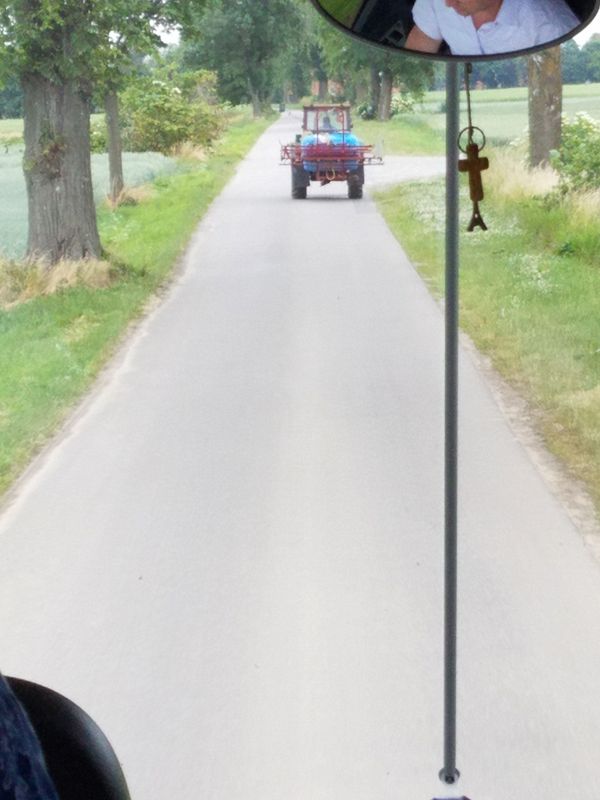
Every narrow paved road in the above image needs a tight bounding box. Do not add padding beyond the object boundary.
[1,114,600,800]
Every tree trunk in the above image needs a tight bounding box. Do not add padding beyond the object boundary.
[369,65,381,116]
[317,78,328,101]
[377,69,393,121]
[22,73,101,264]
[528,47,562,167]
[105,90,124,203]
[248,82,263,118]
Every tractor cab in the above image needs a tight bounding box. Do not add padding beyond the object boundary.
[302,104,352,135]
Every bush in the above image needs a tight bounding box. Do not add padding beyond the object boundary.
[357,102,376,120]
[551,113,600,192]
[390,93,415,116]
[120,72,224,155]
[90,120,107,153]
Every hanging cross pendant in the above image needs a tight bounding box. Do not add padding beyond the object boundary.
[458,141,489,232]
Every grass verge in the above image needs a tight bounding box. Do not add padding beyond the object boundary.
[0,109,272,496]
[373,149,600,510]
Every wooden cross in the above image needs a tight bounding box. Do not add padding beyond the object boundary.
[458,142,489,232]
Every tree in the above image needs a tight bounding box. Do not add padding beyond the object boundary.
[317,22,434,119]
[0,75,22,118]
[470,57,527,89]
[528,47,562,167]
[561,40,587,84]
[181,0,306,116]
[104,91,125,202]
[582,37,600,82]
[0,0,193,263]
[309,43,329,102]
[97,5,201,204]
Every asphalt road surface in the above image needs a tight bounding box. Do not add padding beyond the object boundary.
[1,113,600,800]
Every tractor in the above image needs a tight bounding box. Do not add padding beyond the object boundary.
[281,104,381,200]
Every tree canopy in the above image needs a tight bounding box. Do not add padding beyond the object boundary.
[317,18,433,118]
[0,0,197,91]
[180,0,307,116]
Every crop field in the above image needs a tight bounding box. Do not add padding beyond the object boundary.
[0,113,105,144]
[0,117,24,145]
[418,82,600,144]
[0,144,178,259]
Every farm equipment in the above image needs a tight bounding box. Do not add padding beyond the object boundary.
[280,104,381,199]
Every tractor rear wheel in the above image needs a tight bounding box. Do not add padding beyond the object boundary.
[291,164,309,199]
[347,177,363,199]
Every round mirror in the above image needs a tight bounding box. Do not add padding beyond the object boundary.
[310,0,600,60]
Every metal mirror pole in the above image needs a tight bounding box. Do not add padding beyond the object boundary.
[440,60,461,790]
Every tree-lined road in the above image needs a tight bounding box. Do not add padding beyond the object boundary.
[1,113,600,799]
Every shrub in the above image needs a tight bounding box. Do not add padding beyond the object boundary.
[390,93,415,116]
[357,102,376,120]
[120,72,224,155]
[551,113,600,193]
[90,119,107,153]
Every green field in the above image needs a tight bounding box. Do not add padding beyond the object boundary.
[0,113,176,259]
[0,117,23,145]
[417,82,600,145]
[0,113,105,143]
[0,146,179,259]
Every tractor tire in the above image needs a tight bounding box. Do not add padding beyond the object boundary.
[291,164,309,199]
[347,177,363,199]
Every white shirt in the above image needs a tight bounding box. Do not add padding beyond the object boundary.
[411,0,581,55]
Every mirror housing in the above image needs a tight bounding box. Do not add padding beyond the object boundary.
[7,677,131,800]
[310,0,600,61]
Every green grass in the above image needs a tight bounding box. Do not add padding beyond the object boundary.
[0,109,271,496]
[374,174,600,508]
[353,114,446,155]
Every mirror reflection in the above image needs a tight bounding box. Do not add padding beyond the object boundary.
[315,0,596,58]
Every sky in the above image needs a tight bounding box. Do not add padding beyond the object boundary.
[575,8,600,43]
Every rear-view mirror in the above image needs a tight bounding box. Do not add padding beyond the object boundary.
[310,0,600,61]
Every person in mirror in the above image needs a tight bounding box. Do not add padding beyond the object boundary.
[405,0,580,55]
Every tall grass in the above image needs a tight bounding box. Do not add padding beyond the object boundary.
[0,258,113,308]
